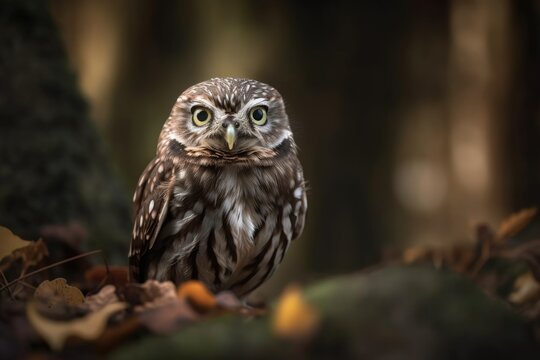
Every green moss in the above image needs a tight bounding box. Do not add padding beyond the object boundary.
[110,266,539,359]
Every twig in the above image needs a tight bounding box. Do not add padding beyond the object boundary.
[11,280,36,298]
[86,252,112,296]
[0,250,103,293]
[0,270,14,299]
[17,281,36,290]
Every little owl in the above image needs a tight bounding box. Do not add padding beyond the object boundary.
[129,78,307,296]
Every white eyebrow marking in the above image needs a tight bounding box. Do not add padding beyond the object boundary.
[190,97,216,109]
[238,98,268,116]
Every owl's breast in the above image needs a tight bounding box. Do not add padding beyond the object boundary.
[156,163,301,295]
[208,166,298,293]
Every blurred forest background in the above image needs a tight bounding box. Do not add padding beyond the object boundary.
[2,0,540,299]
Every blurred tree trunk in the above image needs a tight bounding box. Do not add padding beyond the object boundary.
[0,0,131,262]
[392,0,512,248]
[506,1,540,214]
[446,0,510,235]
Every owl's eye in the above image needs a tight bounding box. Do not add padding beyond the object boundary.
[192,107,212,126]
[249,106,267,126]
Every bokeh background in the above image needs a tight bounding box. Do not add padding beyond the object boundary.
[3,0,540,298]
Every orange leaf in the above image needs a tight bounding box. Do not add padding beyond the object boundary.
[272,285,320,340]
[177,281,217,312]
[496,208,537,243]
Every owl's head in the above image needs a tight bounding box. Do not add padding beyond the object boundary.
[159,78,294,165]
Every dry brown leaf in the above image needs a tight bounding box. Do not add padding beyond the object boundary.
[96,316,142,352]
[494,240,540,282]
[85,285,119,312]
[213,291,265,316]
[402,247,431,264]
[272,285,320,340]
[12,239,49,272]
[27,300,127,351]
[84,265,129,288]
[138,299,199,334]
[177,280,217,312]
[446,246,477,274]
[508,272,540,305]
[476,223,495,245]
[34,278,85,310]
[0,226,32,261]
[123,280,178,312]
[215,291,243,311]
[496,208,537,243]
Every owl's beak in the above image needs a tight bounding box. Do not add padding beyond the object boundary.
[225,124,237,150]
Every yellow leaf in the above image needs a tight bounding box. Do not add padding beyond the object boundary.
[34,278,85,310]
[496,208,537,243]
[508,272,540,305]
[27,301,127,351]
[272,285,320,340]
[0,226,32,260]
[177,280,217,312]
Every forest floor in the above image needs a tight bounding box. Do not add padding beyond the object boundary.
[2,208,540,359]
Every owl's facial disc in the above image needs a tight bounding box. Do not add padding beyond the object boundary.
[187,99,271,152]
[163,78,292,163]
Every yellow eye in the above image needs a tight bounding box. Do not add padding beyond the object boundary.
[249,106,267,126]
[192,107,212,126]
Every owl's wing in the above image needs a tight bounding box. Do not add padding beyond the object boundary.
[129,157,176,282]
[290,170,308,242]
[292,189,307,241]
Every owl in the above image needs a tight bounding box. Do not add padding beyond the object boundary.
[129,78,307,297]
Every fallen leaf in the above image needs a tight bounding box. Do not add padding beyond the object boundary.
[446,246,476,274]
[272,285,320,340]
[402,247,431,264]
[496,208,537,243]
[177,280,217,312]
[0,226,32,261]
[495,240,540,282]
[476,223,495,245]
[123,280,177,312]
[215,291,243,311]
[402,244,477,274]
[12,239,49,272]
[96,316,141,352]
[84,266,129,288]
[214,291,265,317]
[85,285,119,312]
[508,272,540,305]
[27,301,127,351]
[138,299,198,334]
[34,278,85,308]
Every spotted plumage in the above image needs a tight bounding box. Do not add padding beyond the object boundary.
[129,78,307,297]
